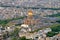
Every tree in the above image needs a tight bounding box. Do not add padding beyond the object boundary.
[10,28,20,37]
[51,25,60,32]
[12,37,17,40]
[18,36,31,40]
[56,20,60,23]
[46,32,58,37]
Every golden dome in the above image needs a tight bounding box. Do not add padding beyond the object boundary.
[28,10,33,16]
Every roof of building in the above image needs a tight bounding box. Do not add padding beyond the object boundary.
[56,34,60,37]
[21,24,29,28]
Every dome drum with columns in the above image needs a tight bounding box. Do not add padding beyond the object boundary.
[21,10,40,30]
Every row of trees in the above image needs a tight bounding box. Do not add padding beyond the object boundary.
[12,36,31,40]
[46,13,60,17]
[0,16,25,27]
